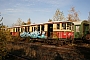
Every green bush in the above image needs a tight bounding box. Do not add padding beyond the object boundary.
[0,29,14,59]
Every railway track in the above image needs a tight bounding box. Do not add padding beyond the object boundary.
[7,39,85,51]
[6,40,90,60]
[6,53,33,60]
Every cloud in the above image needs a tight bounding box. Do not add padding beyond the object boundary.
[5,8,23,12]
[37,0,72,7]
[25,3,35,7]
[5,9,15,11]
[34,8,52,12]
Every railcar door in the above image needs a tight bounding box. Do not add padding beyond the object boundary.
[47,24,53,38]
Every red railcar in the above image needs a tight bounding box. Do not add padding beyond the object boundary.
[43,21,74,39]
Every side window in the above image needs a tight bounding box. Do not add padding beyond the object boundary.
[57,24,60,29]
[62,23,66,29]
[21,28,23,32]
[32,27,33,32]
[76,26,80,32]
[25,27,27,32]
[38,25,40,31]
[27,26,29,32]
[67,22,71,30]
[34,27,35,31]
[13,28,15,32]
[41,25,44,31]
[18,27,20,32]
[16,28,17,32]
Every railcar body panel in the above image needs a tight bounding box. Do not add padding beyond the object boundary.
[73,21,82,39]
[56,31,74,39]
[11,32,20,36]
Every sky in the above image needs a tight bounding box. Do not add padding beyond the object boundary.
[0,0,90,27]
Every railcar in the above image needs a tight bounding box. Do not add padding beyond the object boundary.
[73,20,90,41]
[15,21,74,39]
[43,21,74,39]
[8,20,90,44]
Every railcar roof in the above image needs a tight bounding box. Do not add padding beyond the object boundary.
[13,25,21,27]
[44,21,72,24]
[13,21,76,27]
[21,24,30,26]
[73,21,82,25]
[30,23,44,26]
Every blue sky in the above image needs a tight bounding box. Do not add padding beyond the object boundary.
[0,0,90,27]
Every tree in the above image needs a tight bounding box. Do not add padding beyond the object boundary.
[53,9,65,21]
[15,18,23,26]
[67,7,80,22]
[48,19,52,22]
[0,13,3,28]
[0,17,3,22]
[0,13,7,59]
[0,12,3,22]
[11,23,15,27]
[27,18,31,24]
[22,21,26,25]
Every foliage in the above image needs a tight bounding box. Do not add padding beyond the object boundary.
[48,19,52,22]
[22,21,26,25]
[0,29,14,59]
[67,7,80,22]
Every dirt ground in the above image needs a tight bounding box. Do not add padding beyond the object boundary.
[5,42,90,60]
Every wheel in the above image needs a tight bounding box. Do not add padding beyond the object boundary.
[85,34,90,40]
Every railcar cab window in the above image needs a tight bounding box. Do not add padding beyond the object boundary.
[57,24,60,29]
[62,23,66,29]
